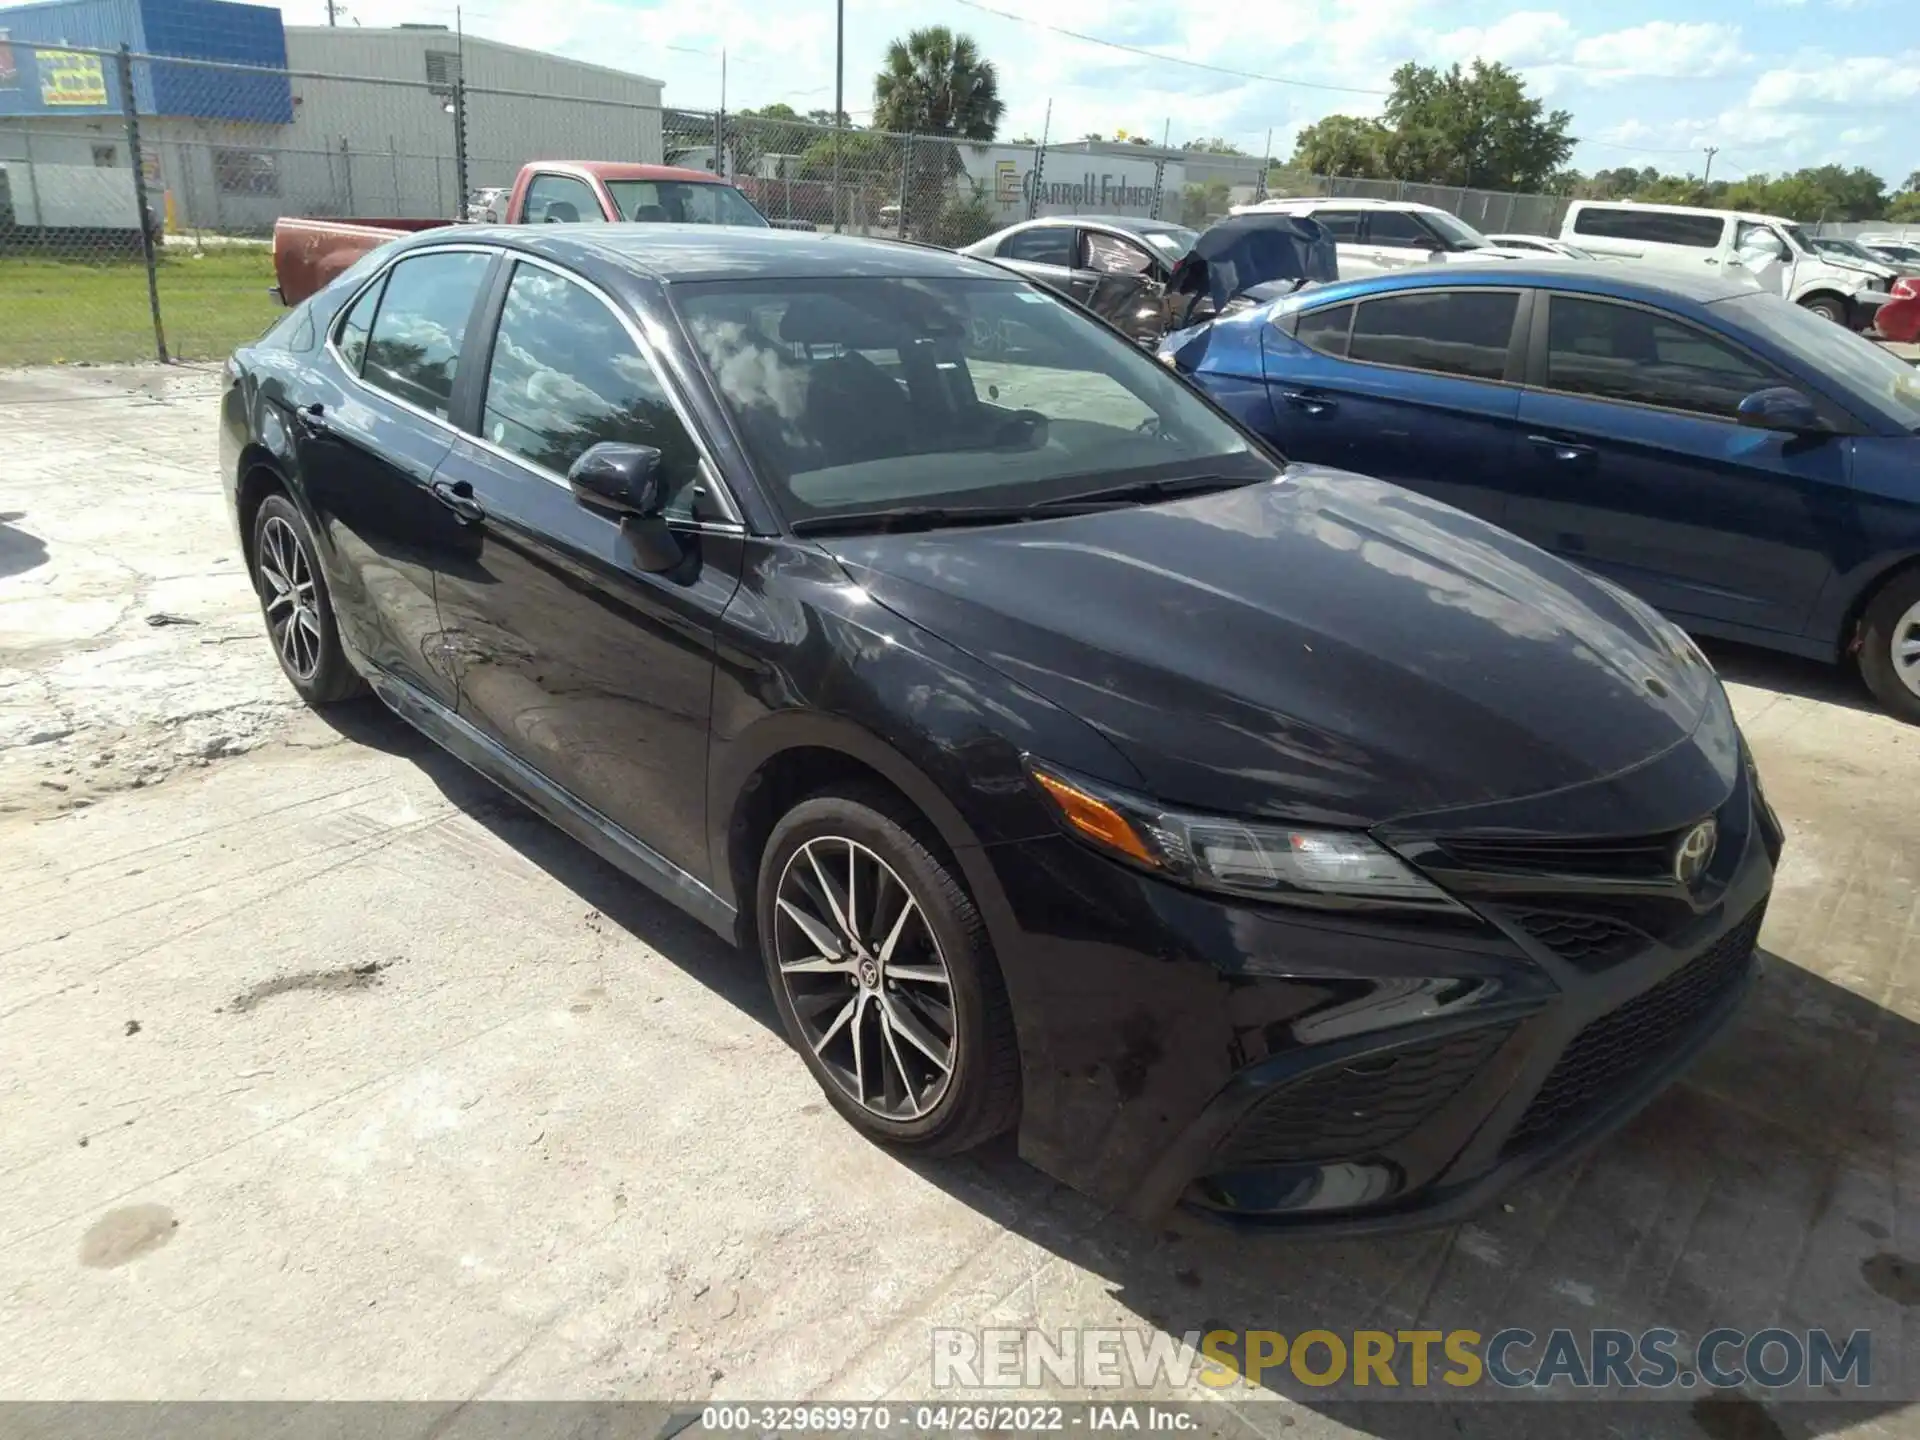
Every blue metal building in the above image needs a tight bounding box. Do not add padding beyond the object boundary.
[0,0,291,121]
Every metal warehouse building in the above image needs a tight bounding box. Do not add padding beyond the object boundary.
[0,0,664,233]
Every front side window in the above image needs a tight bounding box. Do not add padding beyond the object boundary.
[1365,209,1436,248]
[1423,211,1492,250]
[674,277,1259,524]
[523,173,600,224]
[1734,222,1787,261]
[999,226,1074,267]
[1544,295,1781,419]
[360,250,492,417]
[603,179,768,227]
[1082,231,1155,276]
[1347,289,1518,381]
[481,263,705,516]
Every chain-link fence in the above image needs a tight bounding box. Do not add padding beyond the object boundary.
[1,38,1579,366]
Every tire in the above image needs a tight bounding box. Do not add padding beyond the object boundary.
[249,492,364,706]
[1858,568,1920,725]
[757,787,1020,1154]
[1800,294,1849,325]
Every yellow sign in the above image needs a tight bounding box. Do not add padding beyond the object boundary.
[40,50,108,107]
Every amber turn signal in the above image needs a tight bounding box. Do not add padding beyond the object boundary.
[1031,768,1162,867]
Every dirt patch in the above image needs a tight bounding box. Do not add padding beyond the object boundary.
[1860,1252,1920,1306]
[226,960,388,1015]
[78,1204,178,1268]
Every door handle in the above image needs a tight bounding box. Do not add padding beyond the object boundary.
[295,402,330,435]
[1280,389,1337,415]
[429,477,486,523]
[1527,434,1595,462]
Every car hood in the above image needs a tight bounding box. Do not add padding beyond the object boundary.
[822,466,1718,827]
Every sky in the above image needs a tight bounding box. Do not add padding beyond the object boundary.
[271,0,1917,188]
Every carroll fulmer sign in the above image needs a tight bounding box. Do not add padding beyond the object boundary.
[962,146,1184,221]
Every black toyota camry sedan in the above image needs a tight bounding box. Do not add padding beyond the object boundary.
[220,225,1783,1230]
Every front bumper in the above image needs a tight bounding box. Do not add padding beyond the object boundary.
[981,738,1782,1232]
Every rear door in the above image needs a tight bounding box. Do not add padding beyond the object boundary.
[427,256,745,879]
[1304,207,1372,276]
[1506,291,1847,637]
[1078,228,1164,337]
[1265,286,1529,525]
[297,245,497,708]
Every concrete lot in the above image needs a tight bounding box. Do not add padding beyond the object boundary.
[2,364,1918,1437]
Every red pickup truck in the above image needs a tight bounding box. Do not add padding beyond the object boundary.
[272,160,774,305]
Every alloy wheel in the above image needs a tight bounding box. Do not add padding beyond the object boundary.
[1893,599,1920,701]
[772,835,957,1121]
[258,514,323,682]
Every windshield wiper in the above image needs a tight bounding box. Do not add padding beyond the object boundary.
[1027,473,1263,511]
[790,504,1045,537]
[789,474,1265,537]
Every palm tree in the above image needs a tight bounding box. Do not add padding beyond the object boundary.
[872,27,1004,140]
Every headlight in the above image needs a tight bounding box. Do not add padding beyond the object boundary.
[1026,761,1462,913]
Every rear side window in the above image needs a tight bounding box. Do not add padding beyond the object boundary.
[999,226,1074,267]
[522,172,599,224]
[1348,290,1518,381]
[1544,295,1782,418]
[1295,303,1354,358]
[1572,207,1725,249]
[334,275,384,374]
[1309,209,1361,242]
[361,250,492,417]
[481,263,705,516]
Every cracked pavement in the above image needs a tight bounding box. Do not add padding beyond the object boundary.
[2,364,1919,1437]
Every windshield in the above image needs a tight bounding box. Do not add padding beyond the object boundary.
[1777,222,1816,255]
[1142,227,1199,259]
[1720,291,1920,429]
[1815,238,1875,262]
[1423,211,1491,250]
[674,276,1262,524]
[604,179,769,228]
[1873,242,1920,262]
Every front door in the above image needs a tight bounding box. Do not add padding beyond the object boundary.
[296,247,497,707]
[1506,291,1846,637]
[429,257,743,880]
[1359,208,1441,270]
[994,223,1081,298]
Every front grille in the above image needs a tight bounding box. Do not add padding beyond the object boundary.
[1440,832,1676,882]
[1214,1025,1513,1169]
[1505,909,1646,971]
[1506,904,1765,1152]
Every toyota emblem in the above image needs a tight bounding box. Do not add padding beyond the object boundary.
[1672,818,1718,887]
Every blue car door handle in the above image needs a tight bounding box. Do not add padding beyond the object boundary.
[1280,389,1337,415]
[1528,434,1595,462]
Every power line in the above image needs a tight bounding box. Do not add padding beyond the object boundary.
[948,0,1390,97]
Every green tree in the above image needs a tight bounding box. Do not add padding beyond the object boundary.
[1380,60,1573,189]
[1289,115,1391,178]
[872,26,1004,139]
[1889,192,1920,222]
[1181,137,1246,155]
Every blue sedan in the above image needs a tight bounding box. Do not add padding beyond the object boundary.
[1164,263,1920,721]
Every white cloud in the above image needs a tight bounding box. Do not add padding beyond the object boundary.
[1748,52,1920,109]
[1436,11,1576,67]
[1570,22,1749,83]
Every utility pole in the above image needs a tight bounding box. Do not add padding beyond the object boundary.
[1702,146,1719,185]
[831,0,844,233]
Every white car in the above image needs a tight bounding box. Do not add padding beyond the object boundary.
[1560,200,1888,329]
[1858,234,1920,269]
[1229,197,1537,277]
[1484,233,1601,260]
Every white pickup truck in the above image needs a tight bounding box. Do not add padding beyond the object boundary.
[1560,200,1890,331]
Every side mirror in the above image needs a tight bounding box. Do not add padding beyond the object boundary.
[568,442,664,517]
[1736,386,1826,435]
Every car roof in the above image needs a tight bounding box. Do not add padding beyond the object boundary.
[1294,259,1755,307]
[447,222,1005,282]
[528,161,738,185]
[1243,197,1445,215]
[1566,198,1794,227]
